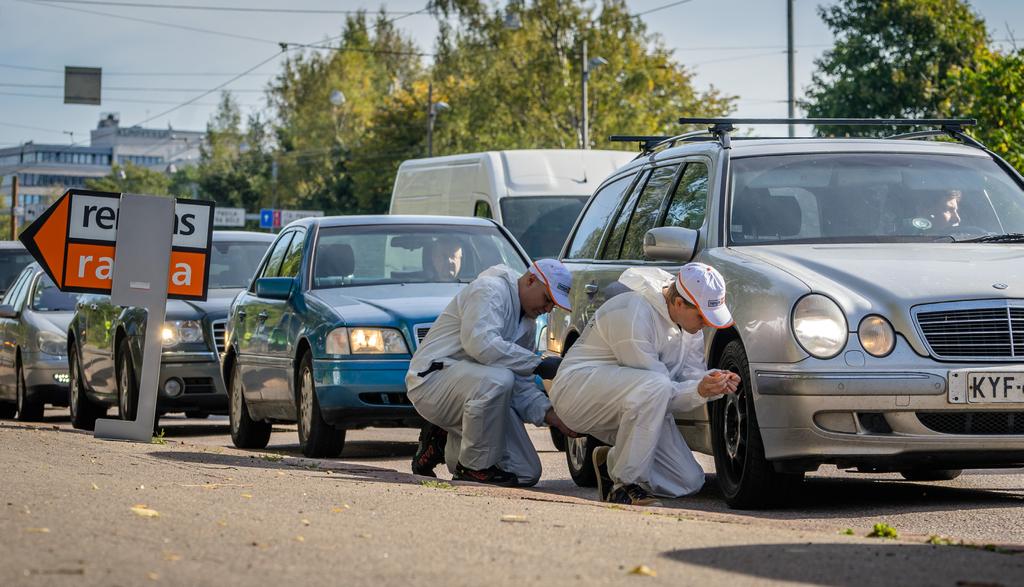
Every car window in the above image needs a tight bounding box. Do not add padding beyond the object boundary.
[208,240,274,289]
[498,196,590,259]
[619,164,681,260]
[31,274,81,311]
[12,272,34,311]
[312,224,527,289]
[566,173,636,260]
[0,249,35,293]
[600,170,650,260]
[278,229,307,279]
[257,231,296,281]
[474,200,493,219]
[2,268,32,306]
[663,162,709,230]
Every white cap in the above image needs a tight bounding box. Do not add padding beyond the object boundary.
[529,259,572,311]
[676,262,733,329]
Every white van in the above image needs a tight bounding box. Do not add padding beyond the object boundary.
[389,149,634,259]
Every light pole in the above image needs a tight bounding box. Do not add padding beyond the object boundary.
[426,82,449,158]
[580,40,608,150]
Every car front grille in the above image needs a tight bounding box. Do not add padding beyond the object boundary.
[918,411,1024,435]
[358,392,413,406]
[413,323,433,346]
[211,320,227,354]
[183,377,216,395]
[914,301,1024,360]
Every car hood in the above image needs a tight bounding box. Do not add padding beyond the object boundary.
[737,244,1024,310]
[165,288,241,320]
[307,283,465,326]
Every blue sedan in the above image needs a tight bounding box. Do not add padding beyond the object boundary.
[223,215,531,457]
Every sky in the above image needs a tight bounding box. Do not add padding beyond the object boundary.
[1,0,1022,149]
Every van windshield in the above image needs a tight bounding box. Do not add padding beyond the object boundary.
[499,196,588,259]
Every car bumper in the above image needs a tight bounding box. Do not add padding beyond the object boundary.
[23,352,71,406]
[312,358,423,429]
[155,352,227,413]
[751,353,1024,469]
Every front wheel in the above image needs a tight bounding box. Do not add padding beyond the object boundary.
[566,435,604,487]
[16,359,45,421]
[68,344,103,431]
[116,339,139,421]
[296,351,345,458]
[228,359,271,449]
[711,340,803,509]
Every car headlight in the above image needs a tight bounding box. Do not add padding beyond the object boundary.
[858,315,895,357]
[325,327,409,355]
[161,320,204,348]
[792,294,848,359]
[537,325,549,353]
[37,331,66,356]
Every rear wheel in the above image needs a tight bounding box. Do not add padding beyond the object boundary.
[549,427,567,452]
[116,339,139,421]
[296,351,345,458]
[566,435,604,487]
[228,359,271,449]
[900,469,963,481]
[15,358,44,421]
[0,401,14,419]
[711,340,803,509]
[68,344,103,431]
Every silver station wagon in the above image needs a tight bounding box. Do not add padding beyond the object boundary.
[546,118,1024,508]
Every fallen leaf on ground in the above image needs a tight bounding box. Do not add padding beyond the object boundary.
[216,520,228,527]
[628,565,657,577]
[295,535,305,543]
[500,515,528,523]
[331,504,351,513]
[241,493,253,499]
[301,519,310,526]
[91,483,99,490]
[163,552,182,562]
[131,505,160,518]
[147,571,160,581]
[24,527,50,533]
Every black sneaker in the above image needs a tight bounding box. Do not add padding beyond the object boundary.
[411,424,447,477]
[607,484,662,507]
[592,445,613,502]
[452,463,520,487]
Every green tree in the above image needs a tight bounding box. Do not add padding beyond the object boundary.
[195,92,274,213]
[946,48,1024,170]
[803,0,988,135]
[85,162,171,195]
[427,0,734,152]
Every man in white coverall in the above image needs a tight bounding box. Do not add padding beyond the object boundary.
[406,259,577,487]
[549,263,740,506]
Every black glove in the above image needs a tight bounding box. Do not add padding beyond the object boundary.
[534,356,562,380]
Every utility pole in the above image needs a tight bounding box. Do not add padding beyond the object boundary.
[427,81,434,158]
[581,39,589,150]
[9,175,17,239]
[787,0,796,137]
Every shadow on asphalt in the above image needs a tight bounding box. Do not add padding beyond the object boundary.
[660,543,1022,586]
[148,450,418,485]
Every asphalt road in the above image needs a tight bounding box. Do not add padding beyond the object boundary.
[3,409,1024,586]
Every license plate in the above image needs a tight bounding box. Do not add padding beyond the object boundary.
[965,372,1024,403]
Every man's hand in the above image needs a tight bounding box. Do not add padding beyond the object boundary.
[698,370,741,399]
[544,408,579,438]
[534,356,562,380]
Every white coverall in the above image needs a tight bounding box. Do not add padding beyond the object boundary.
[406,265,550,486]
[549,267,712,498]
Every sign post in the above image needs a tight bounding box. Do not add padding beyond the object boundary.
[18,188,214,442]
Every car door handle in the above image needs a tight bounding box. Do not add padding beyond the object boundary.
[256,311,269,321]
[584,283,598,295]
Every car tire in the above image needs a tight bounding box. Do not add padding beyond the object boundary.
[711,340,803,509]
[228,360,271,449]
[0,400,15,419]
[900,469,963,482]
[68,344,103,431]
[185,411,209,419]
[296,351,345,458]
[549,427,567,452]
[15,358,45,421]
[116,339,139,421]
[566,435,604,487]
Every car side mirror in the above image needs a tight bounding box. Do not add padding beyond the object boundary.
[0,304,17,319]
[643,226,698,262]
[255,277,295,301]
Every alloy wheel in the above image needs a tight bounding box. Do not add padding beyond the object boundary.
[298,367,314,444]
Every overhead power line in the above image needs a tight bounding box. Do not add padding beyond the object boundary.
[21,0,421,15]
[0,82,267,93]
[631,0,695,18]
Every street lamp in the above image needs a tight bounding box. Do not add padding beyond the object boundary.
[581,40,607,150]
[426,82,449,158]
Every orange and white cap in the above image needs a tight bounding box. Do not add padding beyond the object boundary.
[676,263,733,329]
[529,259,572,311]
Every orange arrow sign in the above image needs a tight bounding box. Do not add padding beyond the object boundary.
[19,188,215,301]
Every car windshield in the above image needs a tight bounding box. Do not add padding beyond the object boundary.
[499,196,589,259]
[312,224,527,289]
[729,153,1024,245]
[0,249,36,293]
[209,240,273,289]
[31,274,81,311]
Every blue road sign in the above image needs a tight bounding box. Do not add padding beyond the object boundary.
[259,209,275,229]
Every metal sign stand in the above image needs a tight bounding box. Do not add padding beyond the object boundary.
[93,194,174,441]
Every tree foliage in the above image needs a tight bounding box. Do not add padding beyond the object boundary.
[803,0,988,135]
[946,48,1024,170]
[85,162,171,195]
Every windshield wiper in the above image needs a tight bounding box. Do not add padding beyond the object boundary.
[959,232,1024,243]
